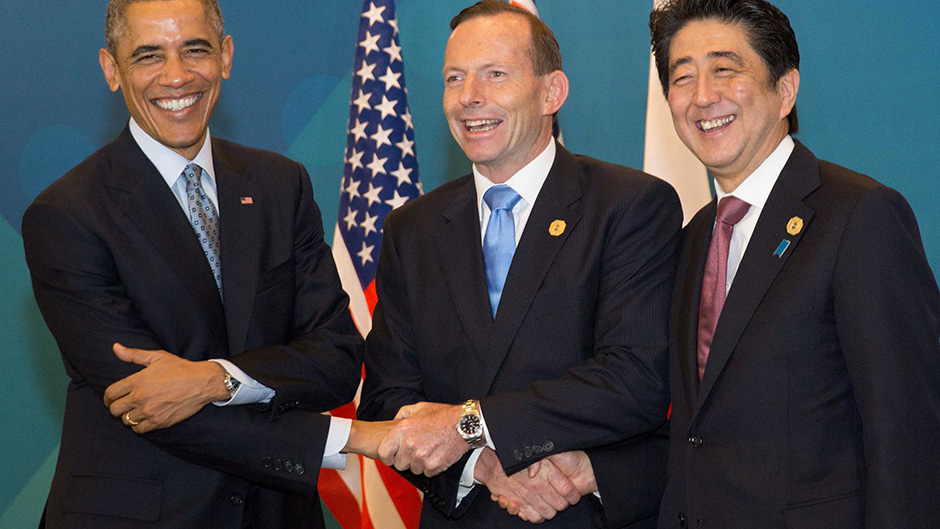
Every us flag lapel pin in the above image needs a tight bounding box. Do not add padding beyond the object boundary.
[240,196,254,205]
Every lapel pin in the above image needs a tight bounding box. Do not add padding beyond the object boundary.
[549,219,566,236]
[773,239,791,258]
[786,216,803,236]
[240,196,254,205]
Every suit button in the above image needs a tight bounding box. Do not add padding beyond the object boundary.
[231,494,244,506]
[543,441,554,452]
[274,459,283,470]
[678,512,686,527]
[513,450,523,461]
[688,435,703,448]
[294,464,305,475]
[523,447,533,458]
[263,457,272,468]
[285,460,294,473]
[533,444,543,454]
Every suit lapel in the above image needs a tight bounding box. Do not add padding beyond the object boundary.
[479,146,583,394]
[676,204,715,414]
[693,141,820,419]
[435,177,495,372]
[107,127,229,352]
[214,141,263,356]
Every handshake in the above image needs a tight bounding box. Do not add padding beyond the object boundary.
[103,345,597,523]
[343,402,598,523]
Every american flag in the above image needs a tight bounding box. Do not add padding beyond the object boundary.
[320,1,422,528]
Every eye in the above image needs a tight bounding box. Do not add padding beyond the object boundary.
[491,70,505,78]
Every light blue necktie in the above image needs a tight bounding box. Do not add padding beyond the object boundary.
[182,163,222,297]
[482,185,522,317]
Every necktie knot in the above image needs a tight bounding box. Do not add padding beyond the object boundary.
[716,196,750,227]
[183,163,204,189]
[483,185,522,213]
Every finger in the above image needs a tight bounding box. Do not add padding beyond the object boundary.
[519,504,543,524]
[108,398,134,419]
[528,460,541,478]
[395,404,417,419]
[377,435,399,466]
[104,380,131,407]
[112,343,161,367]
[541,461,580,506]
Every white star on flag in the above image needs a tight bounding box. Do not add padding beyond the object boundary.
[385,190,409,210]
[357,241,375,265]
[356,60,377,84]
[350,119,368,142]
[343,208,359,230]
[390,162,413,186]
[378,66,402,90]
[383,40,402,63]
[375,95,398,119]
[363,182,384,206]
[370,124,393,149]
[361,2,386,26]
[359,31,381,55]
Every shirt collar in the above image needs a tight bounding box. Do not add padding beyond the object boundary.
[715,134,795,210]
[473,138,556,220]
[129,117,216,188]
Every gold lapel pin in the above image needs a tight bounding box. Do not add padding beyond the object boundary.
[549,219,566,236]
[786,216,803,236]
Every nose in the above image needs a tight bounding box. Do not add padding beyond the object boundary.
[459,74,484,108]
[693,74,720,108]
[159,53,196,88]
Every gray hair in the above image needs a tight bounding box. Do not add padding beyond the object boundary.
[105,0,225,56]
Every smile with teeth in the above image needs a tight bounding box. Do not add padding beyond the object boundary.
[699,115,735,132]
[464,119,502,132]
[154,94,201,112]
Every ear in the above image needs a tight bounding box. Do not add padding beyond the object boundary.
[99,48,121,92]
[542,70,569,116]
[776,68,799,120]
[220,35,234,80]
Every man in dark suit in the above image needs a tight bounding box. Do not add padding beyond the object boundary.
[22,1,388,527]
[649,0,940,527]
[357,2,682,527]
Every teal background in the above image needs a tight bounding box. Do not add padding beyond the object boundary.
[1,2,937,527]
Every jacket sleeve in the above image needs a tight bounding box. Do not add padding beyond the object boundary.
[832,185,940,527]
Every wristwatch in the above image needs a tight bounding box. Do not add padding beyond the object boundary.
[456,399,486,448]
[223,373,241,400]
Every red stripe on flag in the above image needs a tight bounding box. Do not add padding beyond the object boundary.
[364,280,378,314]
[319,467,363,529]
[376,463,422,529]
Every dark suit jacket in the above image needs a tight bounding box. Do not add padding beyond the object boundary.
[22,127,362,529]
[359,145,682,528]
[660,141,940,529]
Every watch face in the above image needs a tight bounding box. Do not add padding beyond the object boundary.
[459,415,481,436]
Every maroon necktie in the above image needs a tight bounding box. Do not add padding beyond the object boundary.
[697,196,751,381]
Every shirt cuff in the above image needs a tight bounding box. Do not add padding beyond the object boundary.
[478,404,496,451]
[456,447,485,506]
[208,358,275,406]
[322,416,352,470]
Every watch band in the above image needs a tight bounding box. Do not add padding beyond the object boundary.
[223,373,241,399]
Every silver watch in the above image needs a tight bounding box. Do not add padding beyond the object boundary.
[456,399,485,448]
[223,373,241,400]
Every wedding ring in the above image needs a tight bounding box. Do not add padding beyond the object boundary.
[124,411,140,426]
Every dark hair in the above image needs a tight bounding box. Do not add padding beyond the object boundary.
[105,0,225,57]
[450,0,562,76]
[650,0,799,133]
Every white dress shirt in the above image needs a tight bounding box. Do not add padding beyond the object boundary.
[714,135,795,292]
[457,138,557,502]
[129,118,350,467]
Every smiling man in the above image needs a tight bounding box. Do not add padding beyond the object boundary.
[650,0,940,527]
[21,1,391,528]
[357,2,682,528]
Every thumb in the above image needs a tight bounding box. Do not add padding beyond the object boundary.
[395,404,417,419]
[528,460,542,478]
[113,343,163,366]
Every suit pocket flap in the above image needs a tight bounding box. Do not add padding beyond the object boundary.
[61,474,162,522]
[257,257,295,293]
[783,490,863,528]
